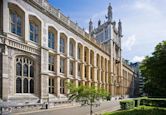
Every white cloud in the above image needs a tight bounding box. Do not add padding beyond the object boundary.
[122,35,136,51]
[132,56,145,62]
[133,0,160,15]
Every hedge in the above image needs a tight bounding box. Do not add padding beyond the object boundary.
[140,98,166,107]
[120,98,166,110]
[120,100,135,110]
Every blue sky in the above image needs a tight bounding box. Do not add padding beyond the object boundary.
[48,0,166,62]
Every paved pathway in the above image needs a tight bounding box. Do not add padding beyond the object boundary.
[14,101,120,115]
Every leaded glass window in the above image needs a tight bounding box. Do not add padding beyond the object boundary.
[16,56,34,93]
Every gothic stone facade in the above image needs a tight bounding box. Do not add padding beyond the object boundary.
[0,0,136,105]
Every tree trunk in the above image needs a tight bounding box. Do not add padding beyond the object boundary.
[90,102,93,115]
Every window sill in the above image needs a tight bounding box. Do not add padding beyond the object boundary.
[48,48,57,52]
[8,32,23,38]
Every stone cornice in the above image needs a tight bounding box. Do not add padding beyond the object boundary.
[23,0,110,56]
[0,35,40,55]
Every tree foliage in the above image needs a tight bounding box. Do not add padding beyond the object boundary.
[140,41,166,97]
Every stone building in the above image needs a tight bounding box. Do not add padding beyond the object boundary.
[0,0,137,108]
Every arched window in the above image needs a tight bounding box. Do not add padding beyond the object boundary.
[24,78,28,93]
[16,78,22,93]
[29,15,41,43]
[30,22,39,43]
[16,56,34,94]
[60,38,65,53]
[23,64,28,76]
[48,27,57,50]
[60,33,67,54]
[10,11,22,36]
[30,66,34,77]
[69,40,74,57]
[48,32,55,49]
[30,79,34,93]
[16,63,22,76]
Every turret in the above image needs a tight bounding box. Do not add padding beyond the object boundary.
[98,19,101,27]
[89,19,93,34]
[107,3,112,22]
[118,19,122,37]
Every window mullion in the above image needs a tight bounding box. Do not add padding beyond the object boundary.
[21,57,24,93]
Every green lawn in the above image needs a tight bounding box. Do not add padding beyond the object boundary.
[103,106,166,115]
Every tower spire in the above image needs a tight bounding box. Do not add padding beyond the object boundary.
[107,3,112,22]
[89,19,93,34]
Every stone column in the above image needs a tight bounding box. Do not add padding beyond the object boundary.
[87,65,90,81]
[66,58,70,78]
[75,43,78,60]
[24,13,29,43]
[75,43,78,79]
[65,79,70,95]
[40,74,49,103]
[66,37,70,78]
[56,32,60,53]
[75,61,78,79]
[56,54,60,76]
[56,77,60,97]
[40,46,49,102]
[1,45,9,101]
[81,63,84,80]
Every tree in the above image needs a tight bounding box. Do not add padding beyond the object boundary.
[67,83,110,115]
[140,41,166,97]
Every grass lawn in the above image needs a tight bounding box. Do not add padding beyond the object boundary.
[103,106,166,115]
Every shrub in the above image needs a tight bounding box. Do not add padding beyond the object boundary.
[133,98,141,107]
[140,98,166,107]
[106,94,112,101]
[120,100,134,110]
[120,98,166,110]
[103,106,166,115]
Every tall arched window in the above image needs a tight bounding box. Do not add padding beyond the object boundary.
[30,79,34,93]
[29,15,41,43]
[24,78,28,93]
[30,22,39,43]
[16,56,34,93]
[10,11,22,36]
[23,64,28,76]
[60,38,65,53]
[69,40,75,57]
[60,33,67,54]
[30,66,34,77]
[16,78,22,93]
[16,63,22,76]
[48,27,57,50]
[48,32,55,49]
[8,3,25,37]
